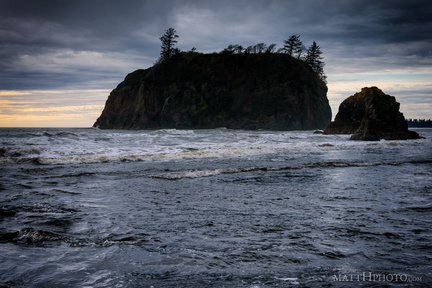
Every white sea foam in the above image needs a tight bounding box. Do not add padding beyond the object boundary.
[0,128,430,165]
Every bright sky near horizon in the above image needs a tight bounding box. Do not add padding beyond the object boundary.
[0,0,431,127]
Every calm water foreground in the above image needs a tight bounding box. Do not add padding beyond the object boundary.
[1,128,431,287]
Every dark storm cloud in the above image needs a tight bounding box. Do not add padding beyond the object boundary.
[0,0,431,90]
[0,0,181,89]
[0,0,168,55]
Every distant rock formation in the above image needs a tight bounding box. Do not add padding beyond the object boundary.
[94,52,331,130]
[324,87,422,140]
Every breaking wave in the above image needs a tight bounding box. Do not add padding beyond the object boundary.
[0,147,44,158]
[151,159,432,180]
[1,129,428,166]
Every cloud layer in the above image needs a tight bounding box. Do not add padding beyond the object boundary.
[0,0,431,125]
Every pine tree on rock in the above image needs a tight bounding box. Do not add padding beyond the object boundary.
[159,27,179,63]
[283,35,303,58]
[305,41,326,82]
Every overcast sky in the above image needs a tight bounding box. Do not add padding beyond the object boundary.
[1,0,431,127]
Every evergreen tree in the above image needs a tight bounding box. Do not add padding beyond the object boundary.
[305,41,326,81]
[245,45,254,54]
[159,27,179,63]
[254,43,267,53]
[283,35,303,58]
[266,44,277,53]
[224,44,243,54]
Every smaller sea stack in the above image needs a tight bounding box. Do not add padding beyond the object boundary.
[324,86,422,140]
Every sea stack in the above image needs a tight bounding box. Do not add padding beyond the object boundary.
[324,86,422,140]
[94,52,331,130]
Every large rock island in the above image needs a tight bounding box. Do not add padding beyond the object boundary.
[324,86,422,140]
[94,52,331,130]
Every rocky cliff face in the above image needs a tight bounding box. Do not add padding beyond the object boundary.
[94,52,331,130]
[324,87,422,140]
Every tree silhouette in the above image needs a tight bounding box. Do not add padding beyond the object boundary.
[266,44,277,53]
[245,45,254,54]
[254,43,267,53]
[217,38,326,81]
[224,44,243,54]
[305,41,326,81]
[283,35,303,58]
[159,27,179,63]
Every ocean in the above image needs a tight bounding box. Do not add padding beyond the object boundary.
[1,127,431,287]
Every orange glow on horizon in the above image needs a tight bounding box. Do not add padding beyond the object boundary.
[0,89,108,127]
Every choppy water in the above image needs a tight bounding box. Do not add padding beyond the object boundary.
[1,127,431,287]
